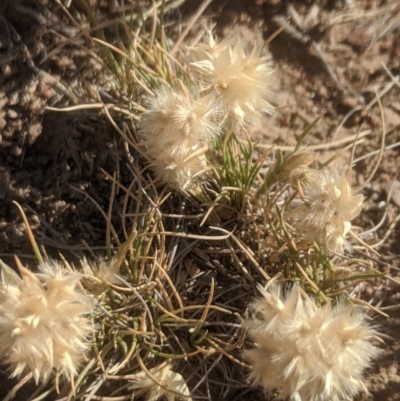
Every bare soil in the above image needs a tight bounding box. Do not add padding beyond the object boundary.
[0,0,399,400]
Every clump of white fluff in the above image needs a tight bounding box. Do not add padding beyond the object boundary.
[292,168,364,253]
[130,362,192,401]
[188,26,274,125]
[0,260,95,383]
[244,283,380,401]
[138,85,220,186]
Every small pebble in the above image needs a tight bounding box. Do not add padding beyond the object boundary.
[0,116,6,130]
[346,26,373,49]
[6,109,19,119]
[11,145,22,157]
[340,97,359,109]
[8,91,19,106]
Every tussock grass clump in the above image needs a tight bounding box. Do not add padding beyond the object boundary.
[0,2,390,401]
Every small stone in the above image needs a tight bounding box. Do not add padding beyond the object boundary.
[9,119,22,132]
[30,97,44,112]
[31,215,40,224]
[19,91,33,107]
[0,115,6,130]
[11,145,22,157]
[28,122,42,144]
[346,26,373,49]
[319,86,328,99]
[2,64,13,78]
[340,97,359,110]
[393,293,400,301]
[8,91,19,106]
[6,109,19,119]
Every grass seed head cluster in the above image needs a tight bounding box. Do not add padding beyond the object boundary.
[291,168,364,252]
[139,85,220,186]
[0,260,95,383]
[189,27,275,125]
[245,283,380,401]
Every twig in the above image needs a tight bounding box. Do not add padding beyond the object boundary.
[363,90,386,186]
[3,373,33,401]
[254,130,371,151]
[381,62,400,91]
[372,18,400,45]
[371,213,400,250]
[361,168,399,240]
[353,142,400,164]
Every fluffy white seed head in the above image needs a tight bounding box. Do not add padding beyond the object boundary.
[245,283,381,401]
[0,260,95,383]
[302,169,363,227]
[189,29,274,125]
[152,146,207,187]
[81,257,121,293]
[285,150,315,185]
[130,362,192,401]
[292,168,364,253]
[139,86,219,186]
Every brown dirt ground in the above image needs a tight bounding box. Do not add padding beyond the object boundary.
[0,0,399,400]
